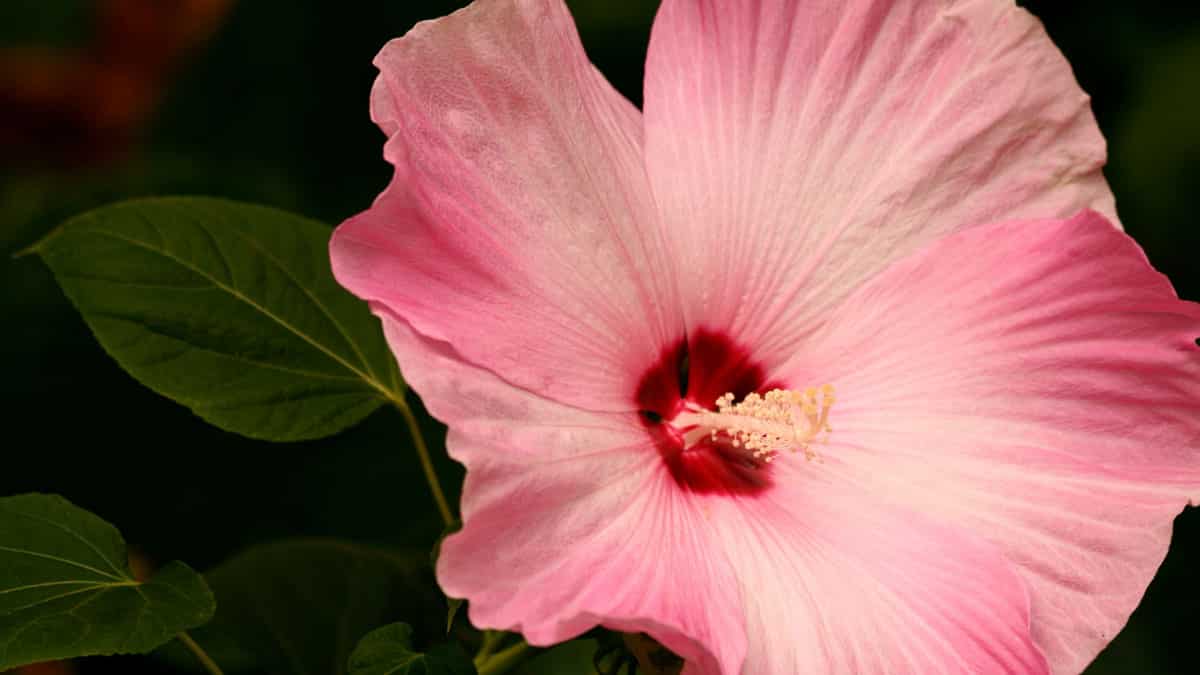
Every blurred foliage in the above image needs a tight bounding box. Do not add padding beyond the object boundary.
[166,540,450,675]
[1,1,1196,674]
[346,622,475,675]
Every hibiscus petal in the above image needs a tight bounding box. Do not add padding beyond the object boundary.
[440,453,746,675]
[796,211,1200,674]
[711,467,1050,674]
[643,0,1114,369]
[331,0,680,412]
[377,309,646,463]
[380,312,745,675]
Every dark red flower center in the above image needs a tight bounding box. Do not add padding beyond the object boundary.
[634,328,783,496]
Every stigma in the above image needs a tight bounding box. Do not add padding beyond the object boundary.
[670,386,835,463]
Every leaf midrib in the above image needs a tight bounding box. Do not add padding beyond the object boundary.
[225,226,381,386]
[78,227,401,405]
[0,580,141,614]
[93,311,368,384]
[0,579,137,596]
[0,546,125,582]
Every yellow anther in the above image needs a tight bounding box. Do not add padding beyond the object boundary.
[673,385,836,464]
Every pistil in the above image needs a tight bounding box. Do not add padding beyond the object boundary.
[671,386,835,463]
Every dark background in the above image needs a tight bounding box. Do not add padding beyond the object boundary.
[1,1,1197,673]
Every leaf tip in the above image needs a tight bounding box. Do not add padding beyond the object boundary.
[10,242,40,259]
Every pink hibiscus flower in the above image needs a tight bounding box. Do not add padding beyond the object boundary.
[329,1,1200,673]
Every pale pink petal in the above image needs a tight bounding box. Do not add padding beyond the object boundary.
[440,454,745,675]
[709,466,1049,674]
[380,312,745,675]
[331,0,679,412]
[643,0,1115,370]
[377,309,645,463]
[792,211,1200,674]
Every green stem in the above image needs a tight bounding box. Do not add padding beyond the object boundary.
[394,397,455,527]
[474,629,505,664]
[477,640,533,675]
[177,632,225,675]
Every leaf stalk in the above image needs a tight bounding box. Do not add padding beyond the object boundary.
[394,397,455,527]
[177,632,225,675]
[476,640,532,675]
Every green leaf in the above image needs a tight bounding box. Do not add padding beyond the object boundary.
[0,494,215,669]
[348,623,475,675]
[34,196,403,441]
[170,539,448,675]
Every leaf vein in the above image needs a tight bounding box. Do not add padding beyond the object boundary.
[91,311,375,384]
[0,580,134,596]
[83,228,400,404]
[0,545,124,583]
[226,227,378,384]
